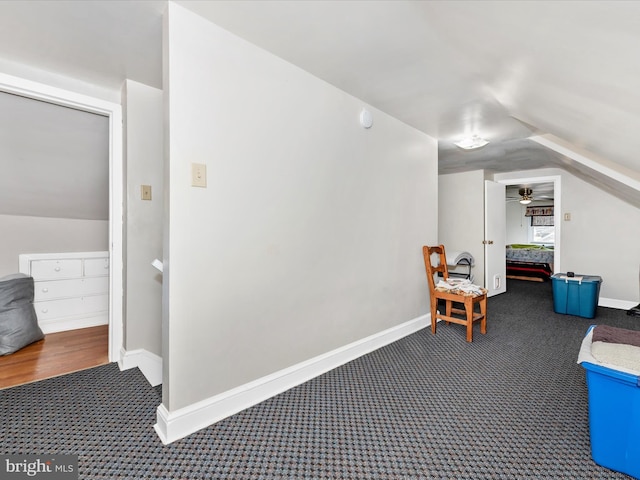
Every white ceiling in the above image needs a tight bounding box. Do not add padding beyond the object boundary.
[0,0,639,219]
[0,0,165,93]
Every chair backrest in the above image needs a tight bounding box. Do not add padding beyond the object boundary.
[423,245,450,291]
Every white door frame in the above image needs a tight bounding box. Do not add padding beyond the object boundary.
[0,72,123,362]
[497,174,562,273]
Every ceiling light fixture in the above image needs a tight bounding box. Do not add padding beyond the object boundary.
[454,135,489,150]
[519,188,533,205]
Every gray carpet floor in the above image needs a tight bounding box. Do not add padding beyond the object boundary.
[1,279,638,479]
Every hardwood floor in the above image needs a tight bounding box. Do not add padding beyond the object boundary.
[0,325,109,390]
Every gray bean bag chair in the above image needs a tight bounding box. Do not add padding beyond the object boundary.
[0,273,44,355]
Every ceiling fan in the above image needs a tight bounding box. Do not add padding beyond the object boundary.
[517,187,533,205]
[506,186,554,204]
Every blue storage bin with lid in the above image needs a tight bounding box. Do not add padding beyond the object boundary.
[579,326,640,479]
[551,273,602,318]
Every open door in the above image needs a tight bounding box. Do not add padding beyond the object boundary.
[484,180,506,297]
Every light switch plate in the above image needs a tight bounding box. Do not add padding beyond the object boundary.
[191,163,207,188]
[141,185,152,200]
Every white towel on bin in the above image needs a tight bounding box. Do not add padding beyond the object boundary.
[577,329,640,376]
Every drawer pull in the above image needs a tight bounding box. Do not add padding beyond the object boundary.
[42,308,49,313]
[42,288,49,293]
[54,267,61,272]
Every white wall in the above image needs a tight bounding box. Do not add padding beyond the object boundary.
[0,214,108,277]
[163,3,437,412]
[122,80,163,356]
[505,199,554,245]
[438,170,485,285]
[496,168,640,304]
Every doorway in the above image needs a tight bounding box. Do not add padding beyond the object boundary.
[499,175,562,278]
[0,72,123,363]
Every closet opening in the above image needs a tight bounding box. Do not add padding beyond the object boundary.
[0,74,123,387]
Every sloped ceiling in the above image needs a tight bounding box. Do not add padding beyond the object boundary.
[177,0,640,207]
[0,0,638,218]
[0,92,109,220]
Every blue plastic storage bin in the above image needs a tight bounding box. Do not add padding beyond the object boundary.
[551,273,602,318]
[582,361,640,478]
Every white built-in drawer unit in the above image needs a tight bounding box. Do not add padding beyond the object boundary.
[19,251,109,334]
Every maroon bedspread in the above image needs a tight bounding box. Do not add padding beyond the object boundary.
[506,260,552,281]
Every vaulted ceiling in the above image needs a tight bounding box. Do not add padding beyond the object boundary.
[0,0,638,219]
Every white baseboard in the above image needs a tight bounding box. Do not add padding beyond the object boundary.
[39,314,107,334]
[599,297,638,311]
[154,313,430,444]
[119,347,163,387]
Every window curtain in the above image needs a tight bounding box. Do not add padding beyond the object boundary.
[525,206,554,226]
[525,206,553,217]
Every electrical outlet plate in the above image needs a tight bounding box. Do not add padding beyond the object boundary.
[191,163,207,188]
[141,185,152,200]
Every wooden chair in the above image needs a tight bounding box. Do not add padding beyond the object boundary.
[422,245,487,342]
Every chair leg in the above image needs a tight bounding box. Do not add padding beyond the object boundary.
[480,296,487,335]
[431,298,438,335]
[465,297,473,342]
[445,300,452,325]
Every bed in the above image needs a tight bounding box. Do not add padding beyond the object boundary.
[506,244,554,282]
